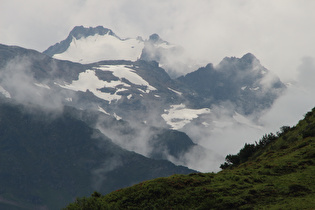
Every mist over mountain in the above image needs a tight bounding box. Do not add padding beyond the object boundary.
[178,53,285,115]
[1,25,287,172]
[0,25,289,209]
[0,100,194,209]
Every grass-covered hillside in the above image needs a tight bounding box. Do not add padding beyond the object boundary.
[65,107,315,209]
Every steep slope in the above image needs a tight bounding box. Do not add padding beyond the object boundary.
[0,100,195,210]
[66,107,315,209]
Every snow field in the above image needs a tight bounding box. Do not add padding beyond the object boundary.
[53,34,144,63]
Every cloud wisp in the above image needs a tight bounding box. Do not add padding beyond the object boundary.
[0,55,75,111]
[260,56,315,131]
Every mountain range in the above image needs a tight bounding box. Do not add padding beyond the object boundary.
[0,25,287,209]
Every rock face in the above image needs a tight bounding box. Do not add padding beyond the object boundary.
[177,53,285,114]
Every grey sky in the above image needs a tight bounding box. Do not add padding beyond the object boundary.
[1,0,315,82]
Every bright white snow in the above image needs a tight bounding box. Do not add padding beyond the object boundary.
[57,65,156,103]
[98,65,156,92]
[53,34,144,63]
[137,88,146,93]
[113,113,122,120]
[162,104,211,130]
[57,69,127,103]
[98,106,110,115]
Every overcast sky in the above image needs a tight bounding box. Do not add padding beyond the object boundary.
[1,0,315,82]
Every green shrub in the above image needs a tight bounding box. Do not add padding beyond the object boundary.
[288,184,311,196]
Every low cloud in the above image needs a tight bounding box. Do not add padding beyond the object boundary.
[174,145,224,173]
[0,55,74,111]
[97,120,155,157]
[141,40,200,77]
[260,56,315,131]
[91,155,123,191]
[180,103,265,172]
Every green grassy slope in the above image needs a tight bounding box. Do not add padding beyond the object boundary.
[65,107,315,209]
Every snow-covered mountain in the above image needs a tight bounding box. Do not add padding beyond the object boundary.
[43,26,179,65]
[1,39,285,172]
[0,26,289,209]
[44,26,144,63]
[1,26,286,168]
[43,26,190,77]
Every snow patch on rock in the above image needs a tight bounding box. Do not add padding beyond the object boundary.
[162,104,211,130]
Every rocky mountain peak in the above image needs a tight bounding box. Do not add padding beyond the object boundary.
[43,26,119,57]
[241,53,259,64]
[69,25,117,40]
[148,33,168,45]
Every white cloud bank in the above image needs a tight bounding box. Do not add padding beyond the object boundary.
[260,56,315,130]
